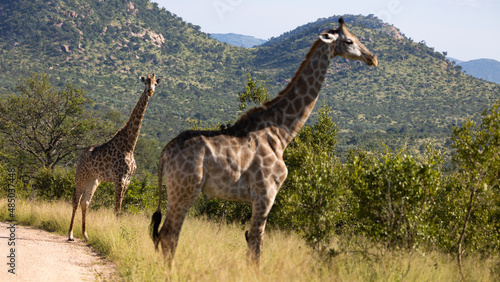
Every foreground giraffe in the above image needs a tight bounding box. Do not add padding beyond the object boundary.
[151,18,377,264]
[68,74,160,241]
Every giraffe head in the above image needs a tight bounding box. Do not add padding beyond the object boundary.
[319,17,378,66]
[140,73,161,96]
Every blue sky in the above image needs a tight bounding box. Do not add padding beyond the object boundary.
[153,0,500,62]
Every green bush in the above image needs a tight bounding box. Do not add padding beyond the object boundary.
[32,167,75,201]
[122,174,159,214]
[271,103,351,255]
[90,174,160,214]
[191,195,252,225]
[277,147,348,254]
[431,173,500,254]
[346,145,443,248]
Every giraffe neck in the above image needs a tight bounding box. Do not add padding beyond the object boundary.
[114,89,151,152]
[269,40,332,145]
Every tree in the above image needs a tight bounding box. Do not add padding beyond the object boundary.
[346,145,443,249]
[237,73,270,111]
[450,100,500,279]
[0,72,114,170]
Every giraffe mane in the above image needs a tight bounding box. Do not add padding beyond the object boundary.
[234,39,324,124]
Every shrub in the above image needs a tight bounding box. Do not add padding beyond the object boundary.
[432,100,500,259]
[346,145,443,248]
[32,167,75,201]
[122,174,159,213]
[90,174,160,214]
[271,103,351,255]
[191,195,252,225]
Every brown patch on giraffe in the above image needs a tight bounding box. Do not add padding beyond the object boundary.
[303,64,314,77]
[307,76,316,86]
[262,154,276,167]
[292,97,304,113]
[296,77,309,94]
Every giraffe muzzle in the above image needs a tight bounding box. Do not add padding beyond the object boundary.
[367,56,378,67]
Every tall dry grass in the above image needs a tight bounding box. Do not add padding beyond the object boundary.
[1,199,498,281]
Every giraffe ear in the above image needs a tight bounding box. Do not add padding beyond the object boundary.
[140,76,146,83]
[156,78,161,84]
[319,32,338,43]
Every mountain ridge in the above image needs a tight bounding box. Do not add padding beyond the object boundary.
[458,58,500,84]
[209,33,267,48]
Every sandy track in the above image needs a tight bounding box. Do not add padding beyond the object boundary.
[0,222,117,281]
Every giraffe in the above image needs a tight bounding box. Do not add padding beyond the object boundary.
[68,74,160,241]
[150,18,377,264]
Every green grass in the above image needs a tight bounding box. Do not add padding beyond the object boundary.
[1,198,498,281]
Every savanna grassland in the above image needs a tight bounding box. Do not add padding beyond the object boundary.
[1,199,497,281]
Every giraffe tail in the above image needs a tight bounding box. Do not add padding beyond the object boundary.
[150,154,165,250]
[149,210,162,250]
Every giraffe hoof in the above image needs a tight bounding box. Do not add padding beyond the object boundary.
[68,238,74,242]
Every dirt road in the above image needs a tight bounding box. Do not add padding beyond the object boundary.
[0,222,117,281]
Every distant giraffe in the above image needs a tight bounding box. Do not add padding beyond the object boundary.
[150,18,377,264]
[68,74,160,241]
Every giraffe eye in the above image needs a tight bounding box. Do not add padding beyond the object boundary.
[345,39,354,45]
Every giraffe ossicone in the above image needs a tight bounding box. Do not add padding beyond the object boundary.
[150,18,377,265]
[68,74,160,241]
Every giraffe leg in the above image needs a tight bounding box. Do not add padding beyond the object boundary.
[68,181,85,241]
[114,179,130,216]
[246,195,276,266]
[158,191,199,265]
[80,177,99,241]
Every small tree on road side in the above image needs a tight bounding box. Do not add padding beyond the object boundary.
[0,72,115,171]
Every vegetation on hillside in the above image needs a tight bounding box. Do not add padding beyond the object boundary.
[0,0,252,141]
[0,1,498,153]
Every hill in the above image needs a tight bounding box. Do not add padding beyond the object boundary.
[0,1,499,155]
[0,0,252,141]
[458,59,500,84]
[209,33,267,48]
